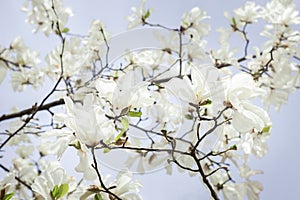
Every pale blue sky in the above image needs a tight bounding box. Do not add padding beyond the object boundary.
[0,1,300,199]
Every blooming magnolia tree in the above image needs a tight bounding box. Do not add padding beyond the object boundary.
[0,0,299,199]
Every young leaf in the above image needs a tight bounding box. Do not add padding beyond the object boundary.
[230,144,237,150]
[121,117,129,130]
[94,193,104,200]
[57,183,69,198]
[231,17,237,27]
[3,192,14,200]
[262,125,271,133]
[115,117,129,142]
[62,27,70,33]
[103,148,111,153]
[51,184,69,199]
[51,185,59,198]
[143,9,151,20]
[127,111,142,117]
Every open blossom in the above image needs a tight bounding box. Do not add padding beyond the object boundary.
[60,94,115,147]
[32,160,76,199]
[81,171,142,200]
[165,66,211,105]
[225,73,271,133]
[262,0,300,25]
[108,171,142,200]
[21,0,73,36]
[1,36,43,91]
[233,2,261,23]
[126,0,150,29]
[181,7,210,39]
[75,146,97,180]
[45,37,87,79]
[112,70,155,113]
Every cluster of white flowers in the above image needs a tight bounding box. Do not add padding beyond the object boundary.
[0,37,43,91]
[45,37,88,79]
[21,0,73,36]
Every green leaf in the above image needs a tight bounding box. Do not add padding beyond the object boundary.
[231,17,237,27]
[121,117,129,130]
[127,111,142,117]
[57,183,69,198]
[205,99,212,105]
[143,9,151,20]
[3,192,14,200]
[230,144,237,150]
[62,27,70,33]
[51,185,59,198]
[51,184,69,199]
[94,193,103,200]
[199,99,212,106]
[103,148,111,153]
[115,117,129,142]
[262,125,271,133]
[69,141,81,150]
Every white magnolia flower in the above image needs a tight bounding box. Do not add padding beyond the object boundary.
[75,147,97,180]
[112,70,155,113]
[95,77,117,103]
[84,20,110,59]
[165,66,210,105]
[231,102,270,133]
[181,7,210,39]
[62,94,115,147]
[15,145,34,158]
[21,0,73,36]
[39,129,75,158]
[109,171,142,200]
[210,43,239,68]
[32,160,76,199]
[4,36,43,91]
[12,158,38,184]
[262,0,300,25]
[234,2,261,23]
[126,0,150,29]
[45,37,87,79]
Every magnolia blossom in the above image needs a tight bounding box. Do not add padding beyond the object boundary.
[75,147,97,180]
[108,171,142,200]
[80,171,142,200]
[83,19,110,61]
[126,0,150,29]
[181,7,210,39]
[0,36,43,91]
[233,2,261,23]
[60,94,115,147]
[262,0,300,25]
[111,70,155,113]
[32,160,76,199]
[21,0,73,36]
[45,37,87,79]
[166,67,210,105]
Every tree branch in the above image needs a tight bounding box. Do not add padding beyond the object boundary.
[0,99,64,122]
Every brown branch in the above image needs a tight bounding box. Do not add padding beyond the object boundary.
[191,151,219,200]
[0,99,64,122]
[91,148,121,200]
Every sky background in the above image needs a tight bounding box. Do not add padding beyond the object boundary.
[0,0,300,199]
